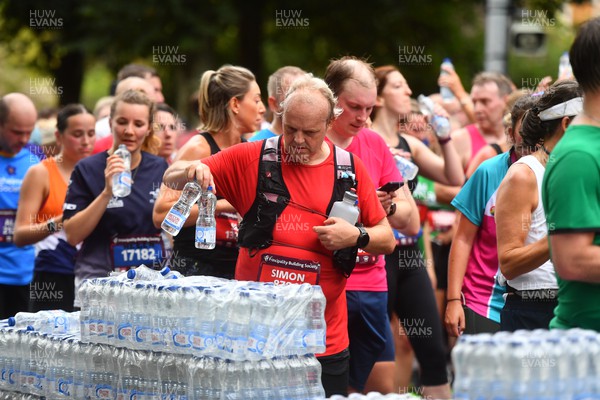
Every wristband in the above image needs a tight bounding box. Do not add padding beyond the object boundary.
[438,136,452,145]
[447,298,461,302]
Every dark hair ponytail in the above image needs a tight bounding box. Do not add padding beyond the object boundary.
[56,104,90,133]
[520,80,582,149]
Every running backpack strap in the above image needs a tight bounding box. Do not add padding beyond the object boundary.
[237,136,291,251]
[328,145,360,278]
[490,143,503,155]
[325,145,357,215]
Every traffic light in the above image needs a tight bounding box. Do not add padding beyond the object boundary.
[510,21,547,56]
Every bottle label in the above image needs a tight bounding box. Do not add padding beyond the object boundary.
[117,323,133,341]
[172,331,191,348]
[151,329,164,346]
[135,326,151,343]
[195,226,216,245]
[106,322,115,338]
[191,333,214,350]
[163,208,186,231]
[247,335,266,354]
[118,172,132,188]
[96,321,106,336]
[95,384,115,399]
[58,378,72,396]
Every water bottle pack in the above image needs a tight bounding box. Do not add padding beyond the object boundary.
[0,325,325,399]
[452,328,600,400]
[328,393,422,399]
[78,274,327,359]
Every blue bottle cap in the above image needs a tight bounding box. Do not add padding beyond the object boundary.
[7,317,15,326]
[160,266,171,276]
[207,185,213,192]
[126,269,136,279]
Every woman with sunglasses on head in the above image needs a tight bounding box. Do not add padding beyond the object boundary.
[495,80,582,331]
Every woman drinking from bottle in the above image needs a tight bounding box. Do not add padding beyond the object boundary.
[63,90,168,305]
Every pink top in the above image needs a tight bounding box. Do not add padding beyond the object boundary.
[466,124,487,171]
[328,128,403,291]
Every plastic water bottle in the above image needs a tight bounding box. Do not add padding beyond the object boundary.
[112,144,132,198]
[440,58,455,103]
[558,51,573,80]
[161,181,203,236]
[394,155,419,181]
[8,311,80,335]
[195,186,217,250]
[159,266,183,279]
[225,290,252,360]
[126,264,163,281]
[329,191,359,225]
[417,94,452,139]
[247,292,277,359]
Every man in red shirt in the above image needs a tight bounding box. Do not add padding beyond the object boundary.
[161,75,396,397]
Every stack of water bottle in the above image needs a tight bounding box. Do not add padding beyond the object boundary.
[452,329,600,399]
[79,270,327,359]
[327,393,421,399]
[0,322,323,399]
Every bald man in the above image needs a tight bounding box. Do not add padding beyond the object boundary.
[0,93,39,318]
[93,77,157,153]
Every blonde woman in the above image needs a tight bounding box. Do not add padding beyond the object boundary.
[153,65,265,279]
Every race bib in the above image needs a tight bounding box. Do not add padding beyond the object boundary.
[0,210,16,243]
[258,254,320,285]
[110,234,165,270]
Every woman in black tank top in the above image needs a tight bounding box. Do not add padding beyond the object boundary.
[152,65,265,278]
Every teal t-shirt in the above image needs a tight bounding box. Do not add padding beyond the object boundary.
[542,124,600,331]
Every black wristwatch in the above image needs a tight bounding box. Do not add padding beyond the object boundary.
[356,224,370,248]
[47,220,58,233]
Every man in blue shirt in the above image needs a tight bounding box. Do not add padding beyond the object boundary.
[0,93,39,318]
[249,66,305,142]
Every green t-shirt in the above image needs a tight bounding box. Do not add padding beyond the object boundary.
[542,124,600,331]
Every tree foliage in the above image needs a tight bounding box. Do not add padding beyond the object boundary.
[4,0,560,119]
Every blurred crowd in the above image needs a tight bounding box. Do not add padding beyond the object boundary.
[2,15,600,398]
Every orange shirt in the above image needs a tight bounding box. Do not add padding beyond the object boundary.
[36,157,67,223]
